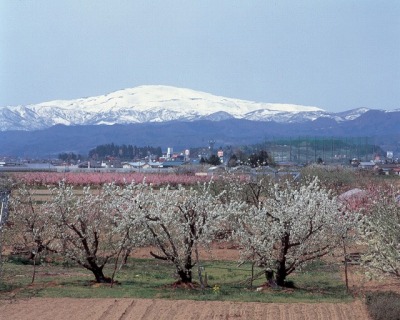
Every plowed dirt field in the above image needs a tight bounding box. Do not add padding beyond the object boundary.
[0,298,370,320]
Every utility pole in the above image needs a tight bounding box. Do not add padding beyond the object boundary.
[208,140,215,157]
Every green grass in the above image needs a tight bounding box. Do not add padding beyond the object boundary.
[0,257,352,303]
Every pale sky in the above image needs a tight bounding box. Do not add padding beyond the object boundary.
[1,0,399,112]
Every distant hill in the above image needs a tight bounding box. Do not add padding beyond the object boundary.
[0,110,399,157]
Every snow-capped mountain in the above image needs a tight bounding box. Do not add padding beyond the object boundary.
[0,85,372,131]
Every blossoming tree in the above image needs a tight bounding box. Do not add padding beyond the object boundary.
[231,177,357,287]
[101,182,150,274]
[43,182,135,283]
[0,175,12,281]
[8,186,54,257]
[136,182,232,284]
[359,186,400,279]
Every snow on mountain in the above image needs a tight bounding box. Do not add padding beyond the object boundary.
[332,108,372,121]
[0,85,370,131]
[386,108,400,113]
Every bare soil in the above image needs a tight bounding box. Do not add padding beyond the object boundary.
[131,242,240,261]
[0,298,370,320]
[344,265,400,295]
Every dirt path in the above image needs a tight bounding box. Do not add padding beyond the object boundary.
[0,298,370,320]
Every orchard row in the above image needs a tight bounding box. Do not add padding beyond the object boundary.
[12,172,212,187]
[6,175,399,287]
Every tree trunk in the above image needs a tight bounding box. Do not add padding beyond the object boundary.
[177,248,194,283]
[177,268,192,283]
[31,253,37,284]
[195,243,205,289]
[90,265,111,283]
[265,269,278,288]
[275,260,287,287]
[275,233,290,287]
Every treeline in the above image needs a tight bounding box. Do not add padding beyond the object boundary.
[200,150,273,167]
[88,143,162,160]
[58,152,84,162]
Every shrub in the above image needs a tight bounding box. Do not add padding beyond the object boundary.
[365,291,400,320]
[7,254,40,266]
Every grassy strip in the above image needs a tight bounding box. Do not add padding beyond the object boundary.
[0,257,352,303]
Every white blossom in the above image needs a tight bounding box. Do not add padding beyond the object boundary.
[229,176,358,286]
[359,186,400,279]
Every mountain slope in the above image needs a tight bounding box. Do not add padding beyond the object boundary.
[0,85,360,131]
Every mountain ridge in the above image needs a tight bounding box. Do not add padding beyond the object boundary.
[0,85,376,131]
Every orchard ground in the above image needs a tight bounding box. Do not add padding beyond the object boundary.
[1,244,399,320]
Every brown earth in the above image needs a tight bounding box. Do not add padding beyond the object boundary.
[344,265,400,295]
[131,242,241,261]
[0,298,370,320]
